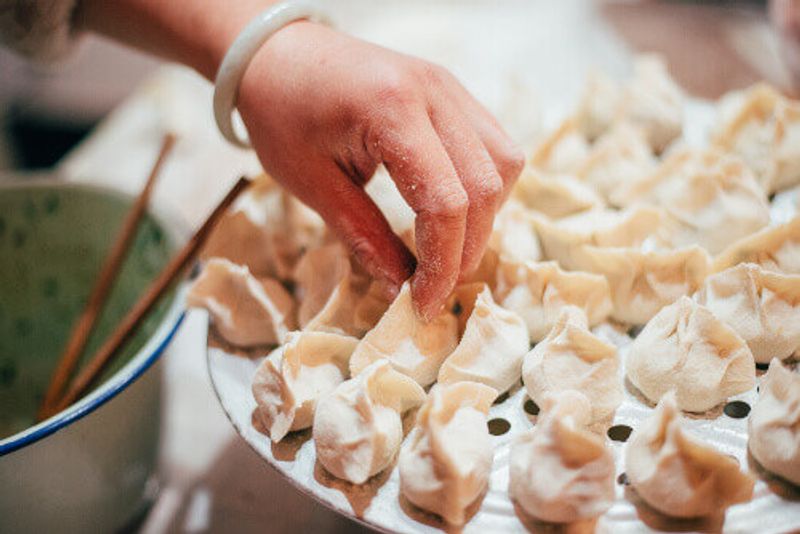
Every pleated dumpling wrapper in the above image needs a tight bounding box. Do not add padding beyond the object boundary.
[509,390,616,523]
[522,307,622,425]
[529,117,590,175]
[513,167,604,219]
[581,244,710,325]
[202,174,325,280]
[187,257,295,347]
[313,360,426,484]
[713,216,800,275]
[626,296,755,412]
[350,282,459,387]
[399,382,496,525]
[494,260,612,342]
[712,83,800,194]
[626,392,755,518]
[574,68,620,142]
[438,285,529,396]
[532,205,662,271]
[487,199,542,265]
[615,148,770,254]
[251,331,358,442]
[748,358,800,485]
[293,243,378,337]
[697,263,800,363]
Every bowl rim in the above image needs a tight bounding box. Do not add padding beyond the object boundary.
[0,178,189,456]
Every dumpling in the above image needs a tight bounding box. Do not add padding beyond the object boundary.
[576,122,656,204]
[713,216,800,274]
[574,69,621,142]
[696,263,800,363]
[187,257,295,347]
[487,199,542,264]
[626,392,755,518]
[582,245,710,325]
[438,285,529,396]
[626,296,755,412]
[494,260,612,342]
[532,205,662,271]
[712,83,800,194]
[399,382,496,525]
[314,360,426,484]
[202,174,325,279]
[513,168,604,219]
[615,55,684,153]
[522,308,622,425]
[529,118,590,175]
[748,358,800,485]
[509,391,616,523]
[615,148,770,254]
[352,280,392,334]
[293,243,372,337]
[349,282,459,387]
[251,331,358,442]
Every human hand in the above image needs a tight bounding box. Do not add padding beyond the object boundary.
[771,0,800,84]
[236,22,524,320]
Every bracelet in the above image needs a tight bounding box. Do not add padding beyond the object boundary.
[213,1,331,148]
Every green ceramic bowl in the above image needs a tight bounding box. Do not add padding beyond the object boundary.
[0,178,186,532]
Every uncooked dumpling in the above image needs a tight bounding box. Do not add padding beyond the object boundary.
[251,331,358,442]
[187,257,295,347]
[494,260,612,342]
[513,168,604,219]
[487,199,542,264]
[533,205,663,271]
[696,263,800,363]
[713,216,800,274]
[202,174,325,279]
[748,358,800,485]
[509,391,616,523]
[350,282,459,387]
[530,118,590,175]
[626,296,755,412]
[399,382,496,525]
[576,122,656,204]
[615,148,770,254]
[713,83,800,194]
[626,392,755,518]
[313,360,426,484]
[615,55,684,153]
[522,308,622,425]
[581,245,710,325]
[438,285,529,396]
[574,69,620,141]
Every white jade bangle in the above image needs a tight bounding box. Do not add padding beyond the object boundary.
[213,1,331,148]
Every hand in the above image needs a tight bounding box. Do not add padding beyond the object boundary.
[237,22,524,319]
[771,0,800,85]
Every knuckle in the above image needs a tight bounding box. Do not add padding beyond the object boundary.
[471,171,504,209]
[428,188,469,221]
[373,70,418,111]
[417,61,449,86]
[496,146,525,184]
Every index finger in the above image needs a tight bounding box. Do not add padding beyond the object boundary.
[370,113,468,320]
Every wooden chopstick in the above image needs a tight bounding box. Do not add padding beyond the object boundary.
[37,133,177,420]
[50,176,251,414]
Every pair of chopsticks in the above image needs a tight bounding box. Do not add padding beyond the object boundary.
[37,134,250,420]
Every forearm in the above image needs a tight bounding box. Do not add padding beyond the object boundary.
[76,0,279,80]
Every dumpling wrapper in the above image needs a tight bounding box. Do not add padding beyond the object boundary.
[748,358,800,485]
[251,331,358,442]
[313,360,426,484]
[616,148,770,254]
[202,174,325,279]
[494,260,612,342]
[350,282,459,387]
[529,117,590,175]
[438,285,529,396]
[575,69,621,142]
[626,391,755,518]
[581,245,710,325]
[187,257,295,347]
[626,296,755,412]
[532,205,663,271]
[713,216,800,274]
[509,390,616,523]
[697,263,800,363]
[487,199,542,265]
[522,307,623,425]
[513,168,604,219]
[399,382,496,525]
